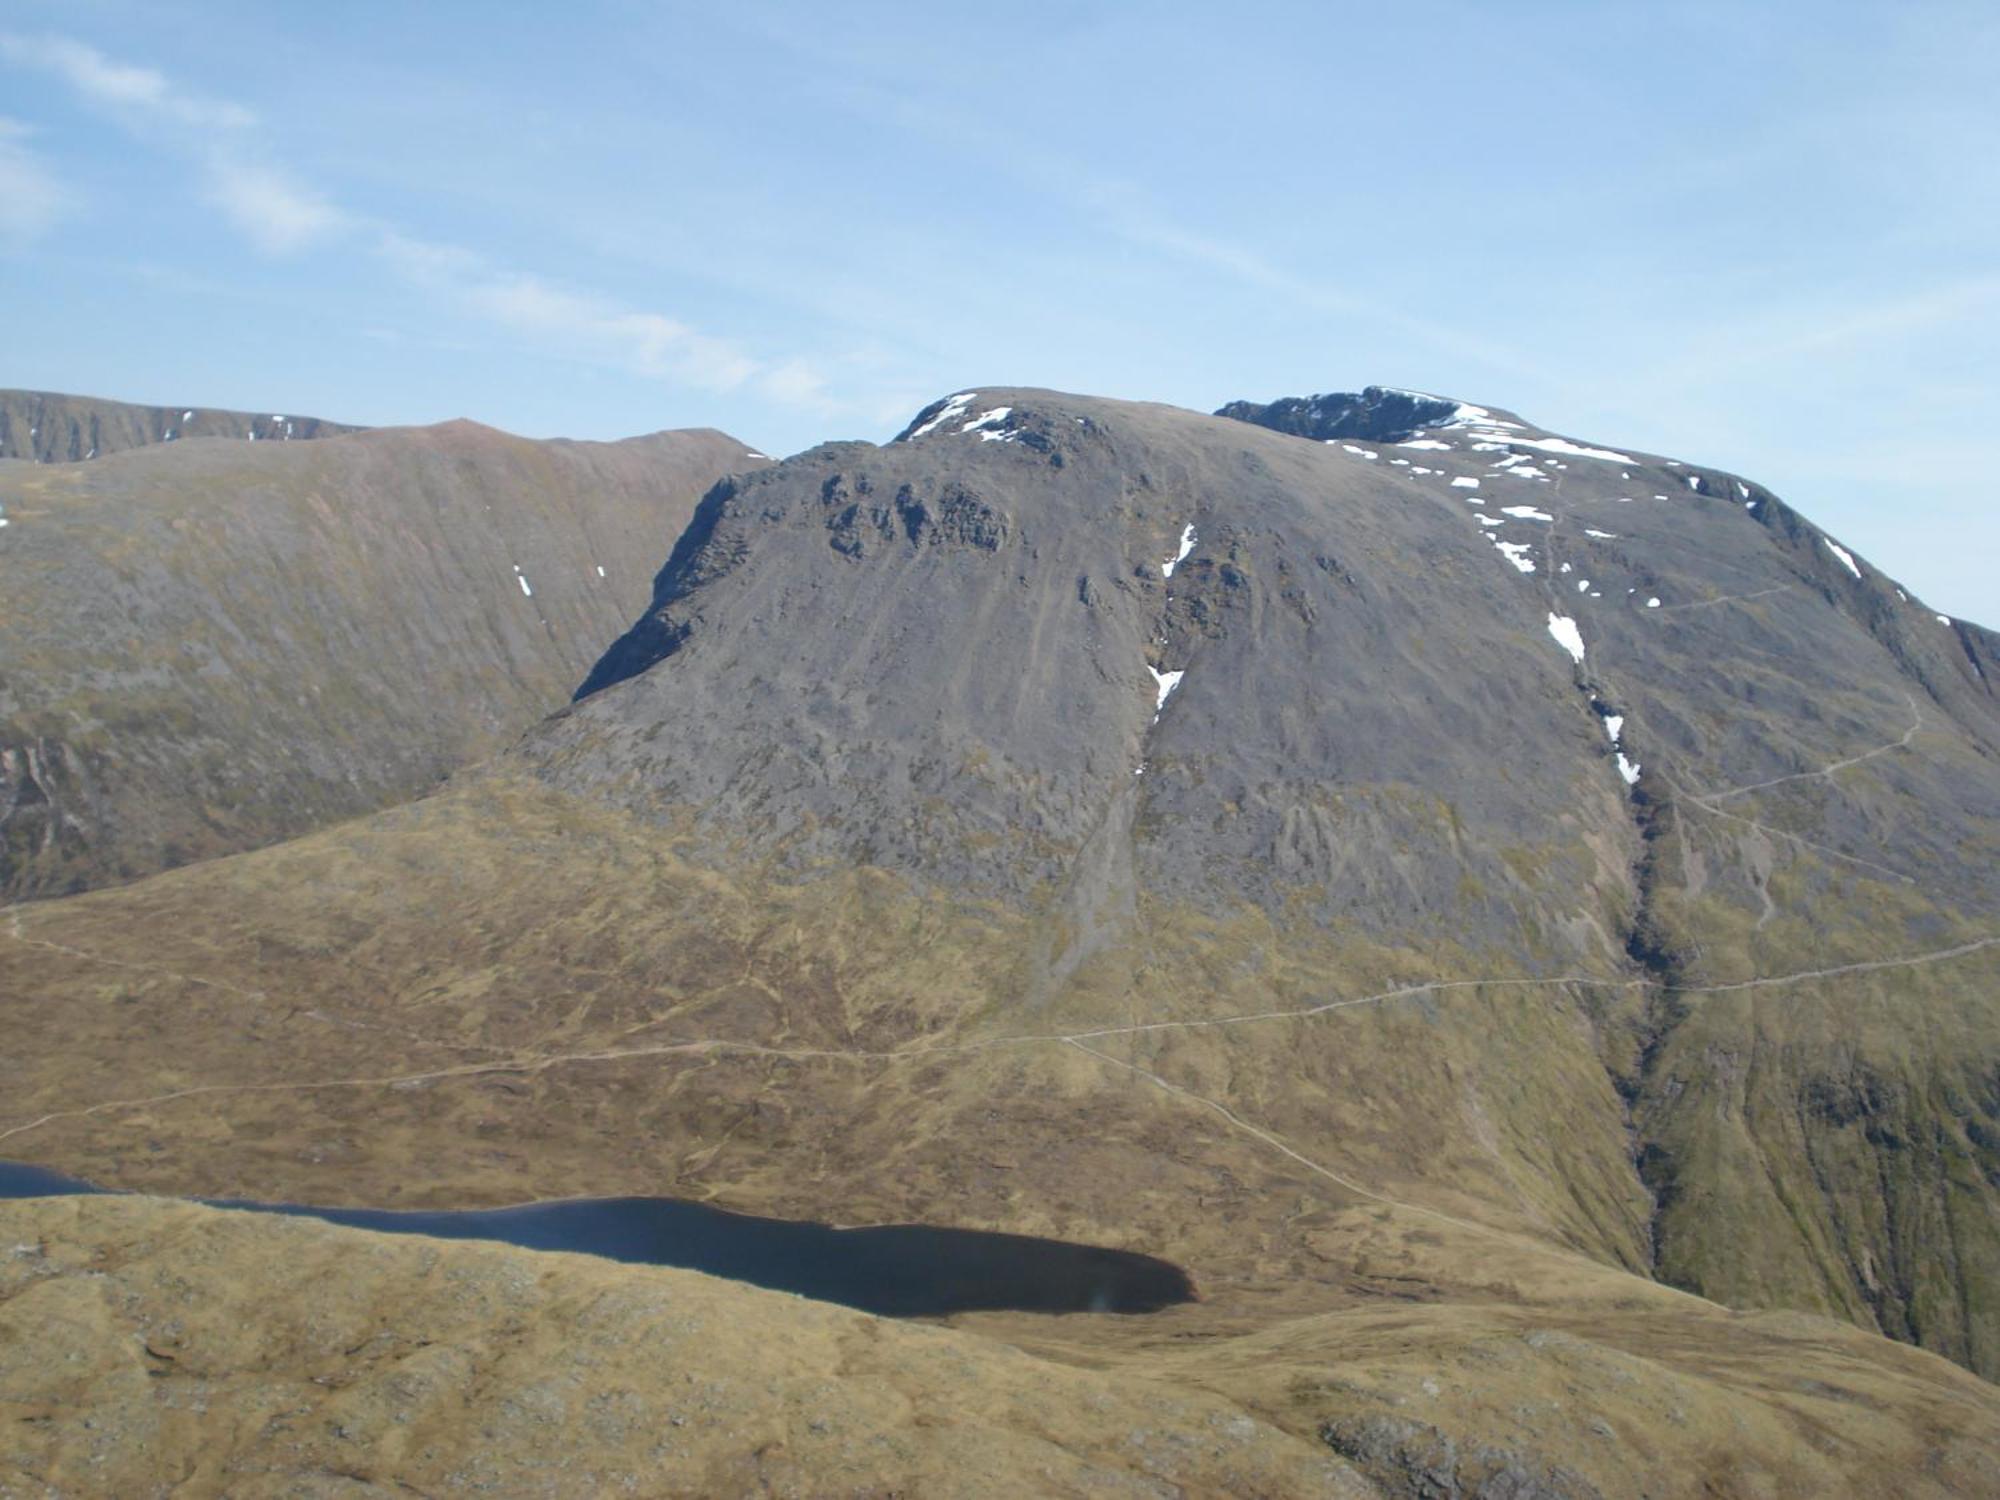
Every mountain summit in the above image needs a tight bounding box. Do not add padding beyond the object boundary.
[3,382,1998,1494]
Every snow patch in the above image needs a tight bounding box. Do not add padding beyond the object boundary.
[1398,438,1453,451]
[1500,505,1553,521]
[908,392,976,440]
[1824,539,1862,579]
[1546,613,1586,664]
[517,574,533,597]
[961,406,1014,439]
[1162,523,1197,579]
[595,565,606,577]
[1646,597,1661,608]
[1583,528,1618,539]
[1450,476,1480,489]
[1339,443,1378,459]
[1441,403,1524,431]
[1147,665,1185,720]
[1495,540,1536,573]
[1616,753,1642,785]
[1503,435,1637,464]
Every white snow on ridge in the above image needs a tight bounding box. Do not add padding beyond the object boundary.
[908,392,976,440]
[1495,540,1536,573]
[1616,753,1642,785]
[1441,402,1523,430]
[1583,528,1618,539]
[1451,476,1480,489]
[517,574,533,597]
[1824,539,1862,579]
[1601,714,1624,744]
[1162,523,1197,578]
[1399,438,1453,451]
[1503,435,1637,464]
[1146,665,1185,720]
[961,405,1014,439]
[1500,505,1553,522]
[1546,613,1586,664]
[1339,443,1379,459]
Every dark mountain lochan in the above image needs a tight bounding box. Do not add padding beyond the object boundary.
[0,416,767,896]
[0,388,360,462]
[2,383,1997,1495]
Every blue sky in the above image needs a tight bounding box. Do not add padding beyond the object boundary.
[2,1,1994,620]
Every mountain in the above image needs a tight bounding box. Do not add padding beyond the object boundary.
[2,383,1997,1493]
[0,416,767,896]
[0,388,360,462]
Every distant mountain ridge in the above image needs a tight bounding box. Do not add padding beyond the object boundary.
[0,388,361,462]
[0,411,769,896]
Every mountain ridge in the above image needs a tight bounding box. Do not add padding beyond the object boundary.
[0,414,769,896]
[2,379,1998,1493]
[0,387,362,462]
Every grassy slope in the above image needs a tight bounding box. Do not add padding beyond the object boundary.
[3,773,1998,1493]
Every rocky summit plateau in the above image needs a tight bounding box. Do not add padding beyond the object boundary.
[2,381,1997,1498]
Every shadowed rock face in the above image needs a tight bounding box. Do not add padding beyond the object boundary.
[0,417,768,896]
[1216,384,1474,444]
[0,389,360,462]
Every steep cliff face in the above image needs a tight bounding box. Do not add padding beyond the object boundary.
[0,417,767,895]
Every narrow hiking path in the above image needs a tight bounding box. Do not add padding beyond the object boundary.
[1702,693,1923,803]
[3,920,1994,1147]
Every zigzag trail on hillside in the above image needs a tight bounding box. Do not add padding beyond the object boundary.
[1700,694,1925,803]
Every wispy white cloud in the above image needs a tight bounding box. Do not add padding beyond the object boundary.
[0,31,844,409]
[205,161,347,254]
[0,116,71,246]
[380,232,762,392]
[0,32,253,129]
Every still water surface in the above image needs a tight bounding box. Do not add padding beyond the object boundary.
[0,1159,1193,1317]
